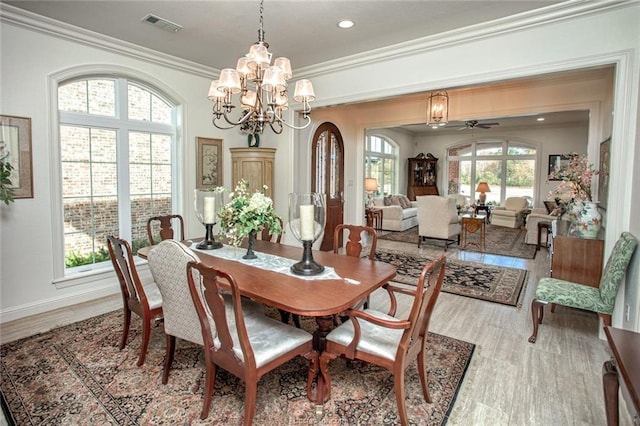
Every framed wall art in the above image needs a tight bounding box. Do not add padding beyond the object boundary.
[196,137,223,189]
[548,154,574,180]
[598,138,610,210]
[0,115,33,199]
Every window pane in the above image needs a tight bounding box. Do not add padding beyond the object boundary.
[506,159,535,198]
[60,125,90,162]
[128,84,151,121]
[129,132,151,163]
[59,81,88,113]
[477,142,502,156]
[507,145,535,155]
[87,80,115,116]
[476,159,501,204]
[152,134,171,163]
[151,94,172,124]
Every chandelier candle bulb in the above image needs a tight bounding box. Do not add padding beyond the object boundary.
[299,204,315,241]
[204,196,216,224]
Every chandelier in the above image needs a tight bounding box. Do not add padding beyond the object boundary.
[208,0,315,135]
[427,90,449,128]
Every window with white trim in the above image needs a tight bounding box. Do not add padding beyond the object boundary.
[447,139,536,205]
[365,135,398,195]
[58,77,176,271]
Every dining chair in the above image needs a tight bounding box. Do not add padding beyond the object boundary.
[528,232,637,343]
[106,235,163,366]
[317,254,446,426]
[260,216,283,243]
[333,224,377,312]
[146,214,185,245]
[146,239,264,384]
[186,260,317,423]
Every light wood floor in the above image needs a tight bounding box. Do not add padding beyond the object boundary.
[0,238,633,425]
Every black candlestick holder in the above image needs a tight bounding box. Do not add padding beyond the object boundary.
[290,240,324,276]
[196,223,222,250]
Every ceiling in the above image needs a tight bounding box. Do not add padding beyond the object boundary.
[4,0,567,70]
[395,110,590,135]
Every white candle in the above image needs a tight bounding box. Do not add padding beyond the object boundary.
[299,204,315,241]
[203,196,216,224]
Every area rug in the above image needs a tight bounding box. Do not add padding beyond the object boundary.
[0,309,475,425]
[378,225,537,259]
[375,249,528,307]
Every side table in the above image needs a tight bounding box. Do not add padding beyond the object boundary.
[475,205,492,223]
[365,208,383,230]
[537,220,551,251]
[603,326,640,425]
[460,214,486,251]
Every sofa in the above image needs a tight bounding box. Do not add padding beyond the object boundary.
[525,208,557,245]
[371,195,418,231]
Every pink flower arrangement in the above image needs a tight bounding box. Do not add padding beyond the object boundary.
[547,153,599,202]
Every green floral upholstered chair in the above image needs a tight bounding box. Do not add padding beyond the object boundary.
[528,232,637,343]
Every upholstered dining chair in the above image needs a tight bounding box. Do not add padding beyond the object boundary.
[528,232,637,343]
[317,254,446,426]
[333,224,378,311]
[146,239,264,384]
[106,235,163,366]
[186,260,317,423]
[146,214,185,245]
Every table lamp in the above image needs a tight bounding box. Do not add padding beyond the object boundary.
[475,182,491,205]
[364,178,378,207]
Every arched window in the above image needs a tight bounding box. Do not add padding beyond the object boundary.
[365,135,398,195]
[447,139,536,205]
[57,76,177,272]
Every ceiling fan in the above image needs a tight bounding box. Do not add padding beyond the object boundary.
[447,120,500,130]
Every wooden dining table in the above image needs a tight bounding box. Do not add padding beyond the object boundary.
[138,239,397,404]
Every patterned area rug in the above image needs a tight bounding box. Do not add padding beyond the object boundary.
[1,309,475,425]
[379,225,537,259]
[375,249,528,306]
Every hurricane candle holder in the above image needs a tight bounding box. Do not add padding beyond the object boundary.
[288,193,325,276]
[194,189,223,250]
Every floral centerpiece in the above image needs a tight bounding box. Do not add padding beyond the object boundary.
[548,153,598,202]
[218,179,282,249]
[547,153,602,237]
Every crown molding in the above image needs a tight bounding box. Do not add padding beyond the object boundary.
[296,0,633,79]
[0,3,217,79]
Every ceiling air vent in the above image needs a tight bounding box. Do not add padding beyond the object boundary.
[141,14,182,33]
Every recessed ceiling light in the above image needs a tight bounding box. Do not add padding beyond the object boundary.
[536,117,545,121]
[338,20,354,29]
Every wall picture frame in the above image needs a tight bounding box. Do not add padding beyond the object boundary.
[598,138,610,210]
[0,115,33,199]
[548,154,574,180]
[196,137,223,189]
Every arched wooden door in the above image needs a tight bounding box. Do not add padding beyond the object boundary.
[311,123,344,251]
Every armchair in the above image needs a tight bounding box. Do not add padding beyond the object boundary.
[528,232,637,343]
[491,197,528,228]
[317,255,446,426]
[417,195,461,250]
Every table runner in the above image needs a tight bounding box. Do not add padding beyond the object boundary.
[190,243,343,281]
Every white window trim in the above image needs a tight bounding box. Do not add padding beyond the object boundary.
[48,66,184,285]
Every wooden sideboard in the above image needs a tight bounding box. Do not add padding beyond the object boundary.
[550,231,604,287]
[230,148,276,197]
